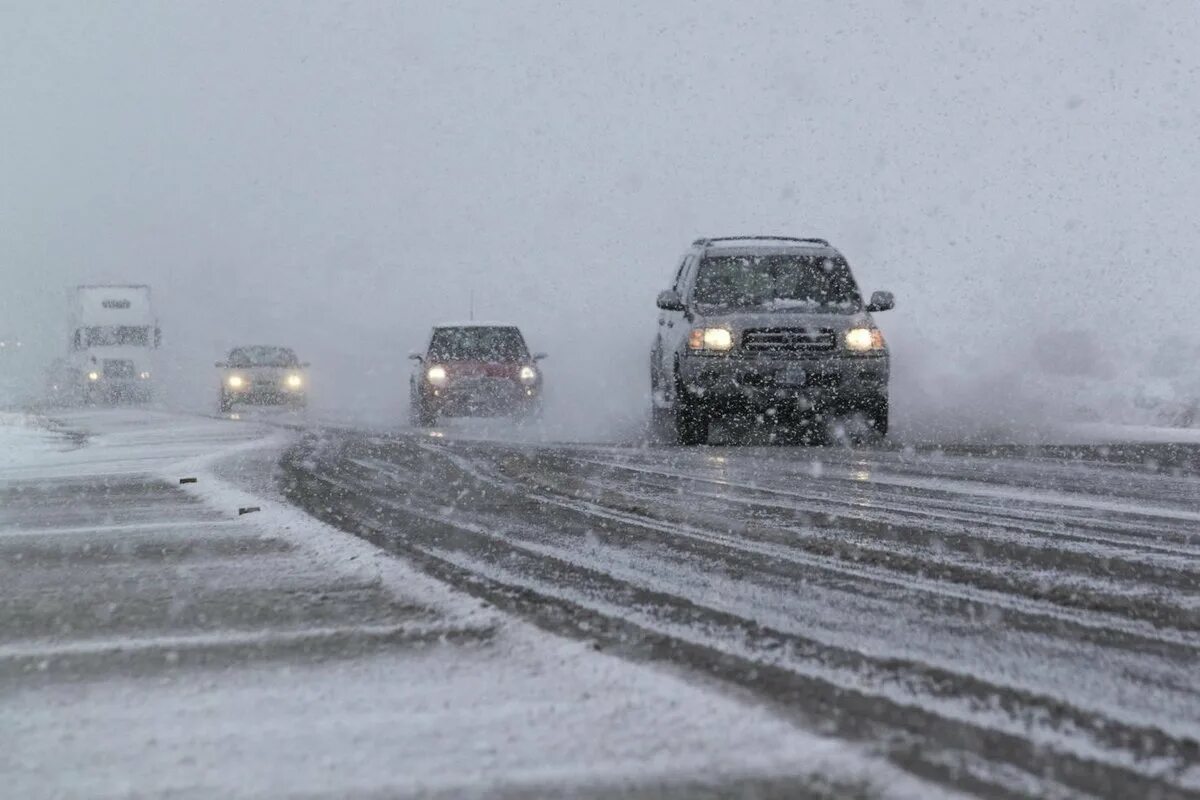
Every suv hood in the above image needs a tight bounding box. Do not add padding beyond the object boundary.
[695,309,874,333]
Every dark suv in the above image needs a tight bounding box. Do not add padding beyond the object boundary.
[410,324,545,426]
[651,236,894,444]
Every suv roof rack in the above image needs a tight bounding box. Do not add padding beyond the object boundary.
[693,236,831,248]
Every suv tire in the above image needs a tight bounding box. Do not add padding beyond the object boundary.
[862,394,889,438]
[830,395,888,446]
[673,391,709,446]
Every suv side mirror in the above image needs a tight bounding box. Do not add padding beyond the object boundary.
[408,352,423,362]
[656,290,686,311]
[867,291,895,312]
[214,361,227,368]
[300,362,311,368]
[532,352,548,362]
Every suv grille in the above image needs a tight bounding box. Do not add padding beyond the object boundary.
[742,328,836,354]
[103,359,135,379]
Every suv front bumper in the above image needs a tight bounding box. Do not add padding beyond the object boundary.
[678,353,888,412]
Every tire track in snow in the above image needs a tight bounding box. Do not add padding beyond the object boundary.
[281,432,1200,799]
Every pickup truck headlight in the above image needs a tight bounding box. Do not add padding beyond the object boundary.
[285,374,303,389]
[426,365,449,387]
[518,366,538,384]
[845,327,886,352]
[688,327,733,352]
[227,374,245,389]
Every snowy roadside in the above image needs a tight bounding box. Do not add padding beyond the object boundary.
[1058,422,1200,445]
[0,410,63,469]
[0,409,958,799]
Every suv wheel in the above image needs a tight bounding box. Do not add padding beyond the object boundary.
[828,395,888,446]
[862,394,889,438]
[673,392,709,446]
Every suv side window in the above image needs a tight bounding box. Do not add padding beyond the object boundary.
[671,256,690,293]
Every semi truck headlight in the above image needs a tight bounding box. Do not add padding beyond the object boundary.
[87,371,100,381]
[227,375,245,389]
[518,366,538,384]
[688,327,733,352]
[285,374,303,389]
[845,328,886,352]
[426,365,448,387]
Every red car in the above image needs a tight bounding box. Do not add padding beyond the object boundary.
[409,324,545,426]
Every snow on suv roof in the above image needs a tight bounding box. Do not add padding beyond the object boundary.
[695,235,831,247]
[696,236,840,255]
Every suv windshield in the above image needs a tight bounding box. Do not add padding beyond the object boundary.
[429,327,528,361]
[228,346,299,368]
[692,254,862,311]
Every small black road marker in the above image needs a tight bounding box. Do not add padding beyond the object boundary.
[179,477,198,484]
[237,506,261,516]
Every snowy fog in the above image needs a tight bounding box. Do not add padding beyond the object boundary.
[3,1,1200,436]
[6,7,1200,797]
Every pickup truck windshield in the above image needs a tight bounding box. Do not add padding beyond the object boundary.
[692,255,862,310]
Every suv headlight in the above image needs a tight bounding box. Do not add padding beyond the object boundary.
[845,327,886,352]
[518,365,538,384]
[285,373,303,389]
[426,365,449,387]
[227,374,245,389]
[688,327,733,352]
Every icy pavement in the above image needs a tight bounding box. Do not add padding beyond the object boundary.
[0,410,945,799]
[283,426,1200,798]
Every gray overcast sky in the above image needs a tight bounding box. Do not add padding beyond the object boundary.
[3,1,1199,430]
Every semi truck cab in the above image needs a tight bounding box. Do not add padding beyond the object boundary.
[68,284,160,404]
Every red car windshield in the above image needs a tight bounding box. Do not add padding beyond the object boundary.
[428,327,529,362]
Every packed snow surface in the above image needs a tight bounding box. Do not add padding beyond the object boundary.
[0,410,949,799]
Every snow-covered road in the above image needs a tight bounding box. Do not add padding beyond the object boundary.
[282,423,1200,799]
[0,410,946,799]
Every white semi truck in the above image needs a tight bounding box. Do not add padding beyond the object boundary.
[65,284,160,403]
